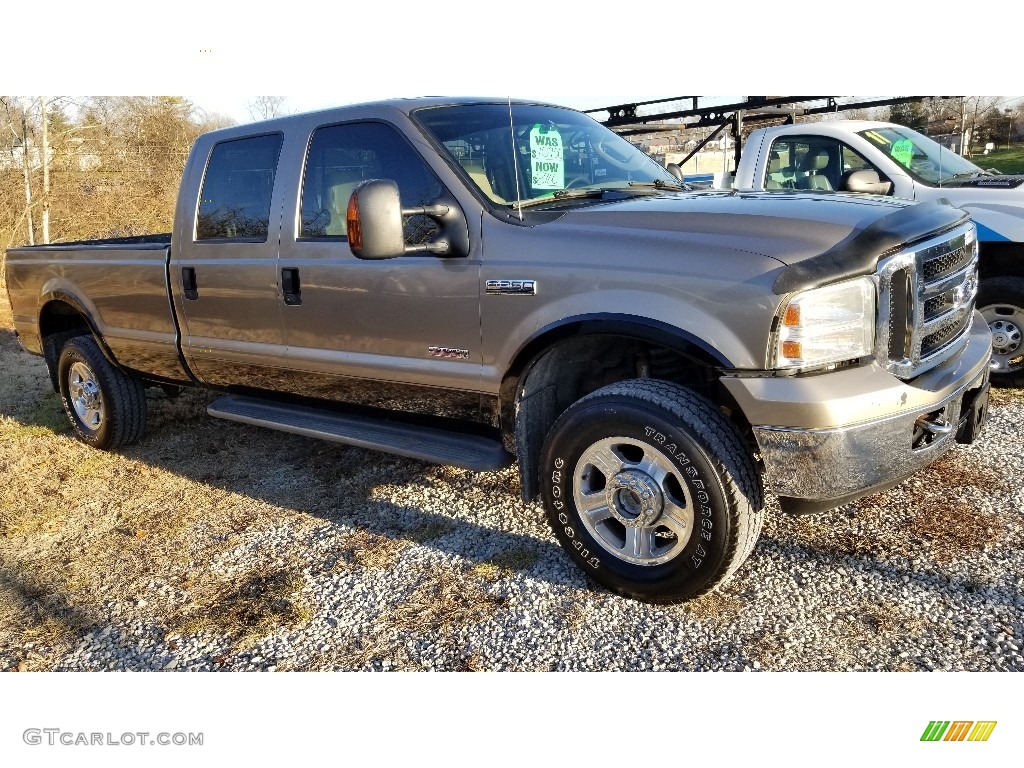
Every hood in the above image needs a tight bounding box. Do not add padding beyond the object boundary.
[554,190,909,266]
[550,190,969,292]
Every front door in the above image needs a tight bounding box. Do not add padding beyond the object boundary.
[276,120,482,419]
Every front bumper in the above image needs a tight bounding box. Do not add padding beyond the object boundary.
[722,310,993,513]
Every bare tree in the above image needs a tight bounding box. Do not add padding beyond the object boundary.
[40,96,50,243]
[1,95,213,249]
[247,96,288,121]
[1,98,37,245]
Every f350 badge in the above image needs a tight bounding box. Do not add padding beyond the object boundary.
[486,279,537,296]
[428,346,470,360]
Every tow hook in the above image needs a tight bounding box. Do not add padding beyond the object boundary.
[915,413,953,437]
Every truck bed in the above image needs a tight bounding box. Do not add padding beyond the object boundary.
[4,234,188,382]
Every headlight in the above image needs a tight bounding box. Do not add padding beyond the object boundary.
[772,277,876,370]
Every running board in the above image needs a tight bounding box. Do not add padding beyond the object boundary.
[207,395,513,472]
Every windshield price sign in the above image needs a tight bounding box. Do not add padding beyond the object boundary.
[530,125,564,189]
[891,138,914,169]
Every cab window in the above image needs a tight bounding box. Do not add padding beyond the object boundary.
[766,136,884,192]
[196,133,283,240]
[299,121,442,244]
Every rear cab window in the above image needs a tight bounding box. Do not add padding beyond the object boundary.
[196,133,283,241]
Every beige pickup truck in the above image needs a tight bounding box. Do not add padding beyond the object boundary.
[4,97,992,601]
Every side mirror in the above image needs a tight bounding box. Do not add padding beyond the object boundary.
[665,163,684,182]
[839,169,892,195]
[347,179,468,260]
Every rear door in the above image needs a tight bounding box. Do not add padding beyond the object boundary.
[172,132,290,387]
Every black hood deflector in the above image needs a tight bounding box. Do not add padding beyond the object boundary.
[772,199,970,295]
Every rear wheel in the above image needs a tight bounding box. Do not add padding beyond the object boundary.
[978,276,1024,388]
[539,379,764,602]
[57,335,147,449]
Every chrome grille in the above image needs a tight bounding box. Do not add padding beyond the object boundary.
[921,241,973,281]
[922,309,973,353]
[875,223,978,380]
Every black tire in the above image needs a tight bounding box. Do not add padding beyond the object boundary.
[57,335,147,449]
[977,276,1024,388]
[539,379,763,603]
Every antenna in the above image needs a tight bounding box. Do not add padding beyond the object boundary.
[508,97,523,221]
[938,134,944,187]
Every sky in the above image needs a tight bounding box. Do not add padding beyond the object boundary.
[5,3,1015,121]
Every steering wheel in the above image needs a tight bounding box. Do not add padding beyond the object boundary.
[593,135,648,172]
[563,176,590,189]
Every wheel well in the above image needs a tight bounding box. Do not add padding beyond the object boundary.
[39,301,94,392]
[504,332,755,501]
[979,241,1024,280]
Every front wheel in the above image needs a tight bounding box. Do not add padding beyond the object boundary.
[57,335,148,449]
[540,379,764,603]
[977,276,1024,388]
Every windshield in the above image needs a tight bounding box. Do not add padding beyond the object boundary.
[414,103,677,207]
[857,125,986,186]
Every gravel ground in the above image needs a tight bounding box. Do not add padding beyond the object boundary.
[2,317,1021,672]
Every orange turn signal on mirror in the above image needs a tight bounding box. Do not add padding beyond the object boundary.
[346,194,362,251]
[782,340,802,359]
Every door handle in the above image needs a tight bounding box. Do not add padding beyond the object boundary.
[182,267,198,300]
[282,267,301,306]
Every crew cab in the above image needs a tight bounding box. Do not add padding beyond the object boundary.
[4,98,993,602]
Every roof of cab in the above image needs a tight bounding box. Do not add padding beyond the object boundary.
[201,96,569,140]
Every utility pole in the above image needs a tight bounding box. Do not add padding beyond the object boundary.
[41,96,50,244]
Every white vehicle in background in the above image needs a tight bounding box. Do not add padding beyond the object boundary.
[732,120,1024,386]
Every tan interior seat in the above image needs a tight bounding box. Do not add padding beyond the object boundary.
[325,169,364,235]
[765,149,785,189]
[796,148,834,191]
[462,160,507,203]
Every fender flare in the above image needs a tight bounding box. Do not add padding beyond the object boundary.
[37,288,122,371]
[502,313,733,502]
[504,312,734,383]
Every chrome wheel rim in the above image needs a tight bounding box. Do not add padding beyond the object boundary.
[573,436,693,566]
[68,361,103,430]
[980,303,1024,373]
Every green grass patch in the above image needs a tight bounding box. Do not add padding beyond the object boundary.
[971,145,1024,174]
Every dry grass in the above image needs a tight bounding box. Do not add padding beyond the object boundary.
[0,301,320,666]
[0,283,12,330]
[907,498,1005,564]
[0,295,518,669]
[338,529,411,571]
[679,588,745,624]
[390,568,507,635]
[470,546,540,581]
[167,568,311,645]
